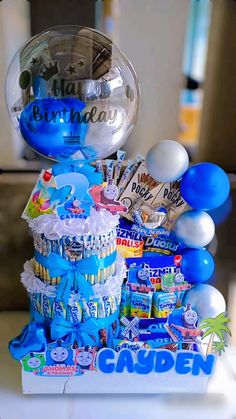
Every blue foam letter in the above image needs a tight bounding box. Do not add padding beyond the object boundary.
[134,350,156,374]
[155,350,174,373]
[116,349,134,373]
[98,349,115,374]
[175,352,194,374]
[192,353,215,376]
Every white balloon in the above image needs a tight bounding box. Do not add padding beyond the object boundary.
[183,284,226,322]
[145,140,189,182]
[175,210,215,248]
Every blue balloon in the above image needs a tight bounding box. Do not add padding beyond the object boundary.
[180,248,215,284]
[180,163,230,210]
[19,97,89,161]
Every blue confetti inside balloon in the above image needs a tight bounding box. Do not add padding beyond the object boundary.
[19,97,89,161]
[180,162,230,210]
[180,248,215,284]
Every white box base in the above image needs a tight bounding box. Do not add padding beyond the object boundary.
[22,369,210,394]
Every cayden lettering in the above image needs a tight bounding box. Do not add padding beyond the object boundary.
[98,348,215,376]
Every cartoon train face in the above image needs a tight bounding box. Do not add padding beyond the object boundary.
[46,340,74,366]
[137,266,150,285]
[183,306,198,328]
[174,269,185,284]
[167,304,203,342]
[75,346,96,370]
[103,182,119,202]
[21,352,46,372]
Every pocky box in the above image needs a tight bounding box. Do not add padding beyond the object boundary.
[119,161,163,215]
[150,180,187,230]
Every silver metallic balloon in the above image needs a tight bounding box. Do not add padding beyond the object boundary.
[183,284,226,322]
[146,140,189,183]
[175,210,215,248]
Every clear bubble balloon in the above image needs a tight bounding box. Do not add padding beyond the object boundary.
[5,26,140,161]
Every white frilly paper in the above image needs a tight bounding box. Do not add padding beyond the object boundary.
[21,254,126,301]
[28,208,120,239]
[21,260,56,297]
[93,254,126,298]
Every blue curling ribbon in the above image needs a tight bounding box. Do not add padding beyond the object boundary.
[51,309,119,347]
[52,161,102,185]
[34,251,117,303]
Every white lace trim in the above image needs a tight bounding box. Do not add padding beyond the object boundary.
[21,260,56,297]
[28,208,119,240]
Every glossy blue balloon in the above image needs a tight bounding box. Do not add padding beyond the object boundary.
[19,97,89,161]
[181,248,215,284]
[180,163,230,210]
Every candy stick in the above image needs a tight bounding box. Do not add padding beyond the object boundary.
[96,160,104,181]
[114,150,126,185]
[105,159,115,183]
[51,277,57,286]
[34,260,40,277]
[118,154,144,197]
[117,159,134,196]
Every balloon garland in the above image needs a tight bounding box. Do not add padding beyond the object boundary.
[145,139,230,317]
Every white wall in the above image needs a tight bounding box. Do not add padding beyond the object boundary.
[113,0,189,158]
[0,0,30,167]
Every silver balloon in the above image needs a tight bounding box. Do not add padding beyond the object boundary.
[146,140,189,182]
[175,210,215,248]
[183,284,226,322]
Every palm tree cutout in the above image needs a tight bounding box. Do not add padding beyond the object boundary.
[212,340,228,356]
[200,312,231,355]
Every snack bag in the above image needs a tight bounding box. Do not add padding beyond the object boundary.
[116,218,145,258]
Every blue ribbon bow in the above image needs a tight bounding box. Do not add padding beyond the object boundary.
[35,251,100,303]
[35,250,117,304]
[51,310,119,347]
